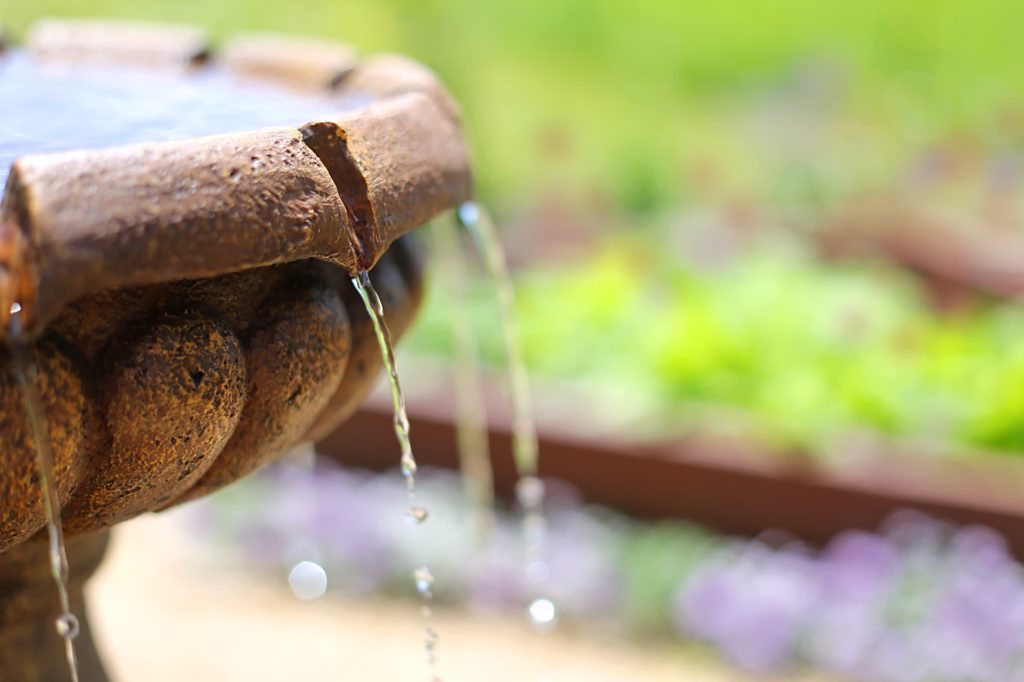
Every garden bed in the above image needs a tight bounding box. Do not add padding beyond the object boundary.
[318,363,1024,557]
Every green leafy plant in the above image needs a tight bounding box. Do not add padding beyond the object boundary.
[409,237,1024,458]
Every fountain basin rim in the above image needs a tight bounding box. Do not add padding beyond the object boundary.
[0,19,473,339]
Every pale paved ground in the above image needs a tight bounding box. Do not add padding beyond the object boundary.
[87,512,829,682]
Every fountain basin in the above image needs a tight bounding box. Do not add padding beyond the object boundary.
[0,19,472,680]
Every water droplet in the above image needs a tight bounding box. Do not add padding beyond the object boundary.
[405,506,429,525]
[9,302,21,315]
[55,613,80,639]
[288,560,327,600]
[401,452,417,479]
[456,201,480,227]
[414,566,435,596]
[516,476,545,510]
[424,626,439,665]
[528,598,557,631]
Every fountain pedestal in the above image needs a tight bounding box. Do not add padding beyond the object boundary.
[0,532,110,682]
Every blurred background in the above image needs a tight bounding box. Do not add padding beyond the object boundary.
[8,1,1024,680]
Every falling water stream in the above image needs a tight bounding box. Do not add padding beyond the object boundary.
[350,271,440,679]
[455,202,555,632]
[7,305,81,682]
[432,218,496,542]
[352,199,552,679]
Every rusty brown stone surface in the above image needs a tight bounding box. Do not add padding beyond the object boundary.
[27,19,209,70]
[302,92,473,271]
[62,313,248,532]
[181,262,352,501]
[0,238,423,550]
[221,34,357,91]
[1,127,356,336]
[0,339,92,550]
[338,53,462,122]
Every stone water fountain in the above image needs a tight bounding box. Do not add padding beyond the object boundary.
[0,20,472,680]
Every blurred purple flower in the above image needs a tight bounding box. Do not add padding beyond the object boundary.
[820,530,900,598]
[674,545,819,672]
[198,460,1024,682]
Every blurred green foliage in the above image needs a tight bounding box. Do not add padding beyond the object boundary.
[4,0,1024,213]
[409,232,1024,457]
[616,521,717,635]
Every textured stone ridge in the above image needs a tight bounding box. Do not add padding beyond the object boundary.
[2,128,355,337]
[27,18,209,69]
[221,33,358,90]
[0,238,423,549]
[302,92,474,272]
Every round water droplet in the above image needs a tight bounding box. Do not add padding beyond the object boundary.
[9,302,22,315]
[414,566,434,596]
[55,613,80,639]
[528,598,557,631]
[288,560,328,600]
[457,201,480,227]
[405,506,429,525]
[515,476,545,510]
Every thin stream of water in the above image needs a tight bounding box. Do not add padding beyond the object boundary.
[455,203,538,478]
[431,219,495,542]
[352,271,419,498]
[7,305,81,682]
[350,271,440,679]
[455,202,555,631]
